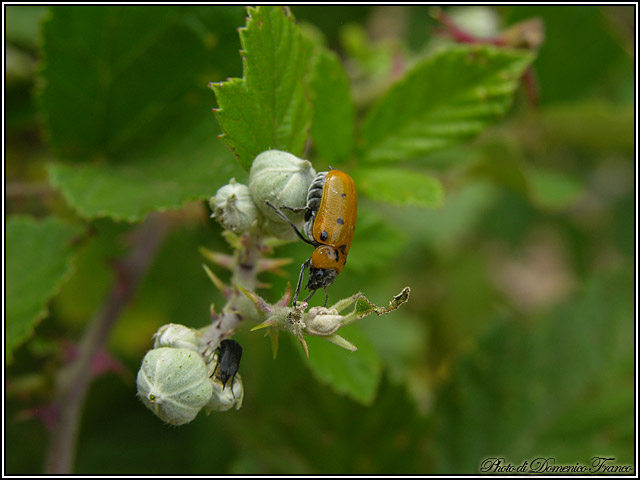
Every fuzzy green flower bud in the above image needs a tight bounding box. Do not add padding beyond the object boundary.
[152,323,201,352]
[249,150,316,241]
[210,179,259,234]
[206,374,244,412]
[136,347,213,426]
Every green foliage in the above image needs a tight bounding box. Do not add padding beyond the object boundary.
[309,50,356,166]
[434,272,634,473]
[6,216,82,362]
[382,180,498,253]
[359,45,534,164]
[47,123,239,221]
[301,325,382,405]
[346,208,406,274]
[39,5,245,221]
[353,166,444,207]
[505,6,630,104]
[211,6,313,170]
[6,5,635,475]
[6,6,48,47]
[529,168,584,210]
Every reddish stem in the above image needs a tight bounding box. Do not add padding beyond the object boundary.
[432,8,538,106]
[43,213,168,474]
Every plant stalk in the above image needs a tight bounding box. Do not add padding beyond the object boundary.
[43,213,168,474]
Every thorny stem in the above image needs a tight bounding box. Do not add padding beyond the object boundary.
[199,230,262,357]
[43,213,168,474]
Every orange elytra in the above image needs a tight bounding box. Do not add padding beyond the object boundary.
[266,168,357,307]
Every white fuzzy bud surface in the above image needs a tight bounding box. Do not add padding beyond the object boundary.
[206,374,244,412]
[152,323,200,352]
[210,179,259,234]
[248,150,316,241]
[136,347,213,426]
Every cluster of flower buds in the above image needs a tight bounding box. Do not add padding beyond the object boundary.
[210,150,316,241]
[137,150,411,426]
[136,323,243,426]
[245,286,411,358]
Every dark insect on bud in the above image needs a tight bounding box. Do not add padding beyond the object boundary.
[213,339,243,390]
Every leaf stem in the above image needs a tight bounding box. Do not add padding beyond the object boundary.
[43,213,168,474]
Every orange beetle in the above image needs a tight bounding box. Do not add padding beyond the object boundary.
[266,168,357,307]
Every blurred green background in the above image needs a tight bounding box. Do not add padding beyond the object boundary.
[5,5,635,474]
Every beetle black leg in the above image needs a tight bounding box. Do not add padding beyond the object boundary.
[264,201,316,247]
[323,287,329,307]
[303,289,317,304]
[293,258,311,307]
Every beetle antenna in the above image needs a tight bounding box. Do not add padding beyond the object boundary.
[264,201,316,247]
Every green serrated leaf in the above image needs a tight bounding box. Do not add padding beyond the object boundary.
[353,166,444,208]
[355,296,374,318]
[40,6,227,161]
[310,49,355,166]
[360,45,535,164]
[39,6,246,220]
[212,6,313,170]
[6,216,82,362]
[299,325,382,405]
[47,122,240,221]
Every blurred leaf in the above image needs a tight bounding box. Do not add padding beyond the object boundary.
[6,6,48,47]
[48,122,240,221]
[437,252,496,359]
[347,206,406,275]
[359,45,534,164]
[52,219,129,330]
[471,137,529,197]
[111,222,227,359]
[434,272,634,473]
[310,50,356,166]
[340,22,395,79]
[39,5,245,221]
[523,100,634,155]
[359,313,427,383]
[353,166,444,208]
[529,168,584,210]
[40,6,223,161]
[6,216,82,362]
[291,6,373,46]
[381,180,498,252]
[506,6,631,104]
[299,325,382,405]
[211,6,313,170]
[479,189,535,247]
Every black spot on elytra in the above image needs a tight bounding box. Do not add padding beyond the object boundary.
[334,250,340,261]
[341,193,346,198]
[339,244,347,254]
[337,218,344,225]
[320,230,328,241]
